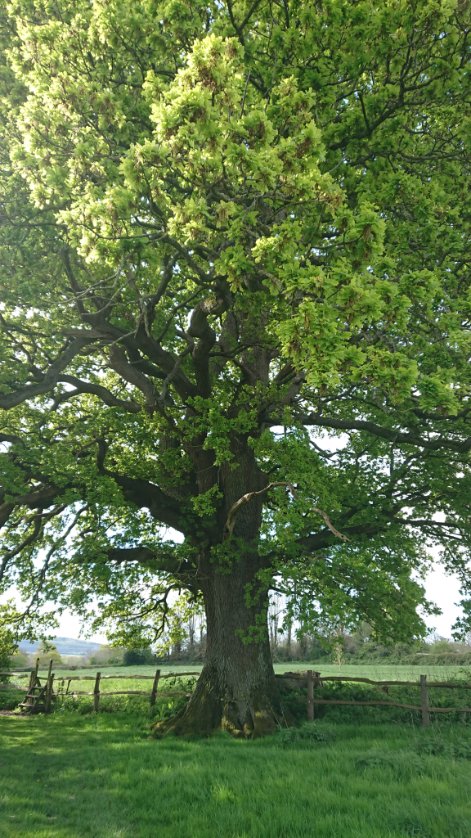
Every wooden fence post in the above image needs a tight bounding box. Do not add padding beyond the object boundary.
[307,670,314,721]
[44,660,54,713]
[94,672,101,712]
[28,658,39,694]
[150,669,161,708]
[420,674,430,727]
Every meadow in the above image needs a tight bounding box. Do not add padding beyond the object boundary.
[9,660,470,685]
[1,664,470,836]
[0,711,470,838]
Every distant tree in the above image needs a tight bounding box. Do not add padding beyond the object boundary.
[0,605,20,680]
[9,648,29,669]
[35,641,63,668]
[89,645,125,666]
[421,638,471,664]
[0,631,16,681]
[123,647,155,666]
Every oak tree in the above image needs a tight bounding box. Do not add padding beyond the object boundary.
[0,0,469,735]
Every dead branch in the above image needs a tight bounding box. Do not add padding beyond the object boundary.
[312,508,350,542]
[224,482,295,537]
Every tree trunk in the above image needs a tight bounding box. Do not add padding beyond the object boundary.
[153,439,283,737]
[286,617,292,659]
[153,559,282,738]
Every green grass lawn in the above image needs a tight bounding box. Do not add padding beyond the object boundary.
[0,712,470,837]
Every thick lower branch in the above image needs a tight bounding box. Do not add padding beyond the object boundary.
[96,441,191,532]
[107,545,195,578]
[0,338,89,410]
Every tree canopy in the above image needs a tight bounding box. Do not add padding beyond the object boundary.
[0,0,469,734]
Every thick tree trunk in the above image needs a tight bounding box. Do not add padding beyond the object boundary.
[153,438,283,737]
[153,561,282,738]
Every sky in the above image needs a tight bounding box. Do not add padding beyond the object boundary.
[422,566,463,639]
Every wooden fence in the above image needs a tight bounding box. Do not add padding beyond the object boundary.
[2,665,471,725]
[283,670,471,727]
[0,661,199,712]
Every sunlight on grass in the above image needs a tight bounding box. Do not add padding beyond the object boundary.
[16,662,470,681]
[1,712,470,837]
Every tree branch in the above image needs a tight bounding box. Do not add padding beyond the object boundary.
[107,545,193,576]
[95,442,190,532]
[57,375,141,413]
[0,486,59,527]
[108,345,161,411]
[312,508,350,542]
[187,293,229,395]
[299,412,470,453]
[0,339,89,410]
[297,520,387,554]
[224,482,295,538]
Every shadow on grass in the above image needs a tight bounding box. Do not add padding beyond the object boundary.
[1,715,471,838]
[0,714,207,836]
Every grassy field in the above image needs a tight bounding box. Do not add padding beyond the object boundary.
[279,662,471,681]
[11,662,471,691]
[9,661,471,681]
[0,711,470,837]
[3,663,469,720]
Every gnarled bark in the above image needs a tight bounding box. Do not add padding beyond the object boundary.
[153,558,282,738]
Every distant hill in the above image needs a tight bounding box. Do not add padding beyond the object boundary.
[18,636,102,657]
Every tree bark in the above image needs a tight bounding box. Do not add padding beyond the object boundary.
[153,439,283,737]
[153,556,282,738]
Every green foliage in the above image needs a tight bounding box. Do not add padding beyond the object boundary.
[0,604,20,680]
[34,640,63,667]
[54,670,197,720]
[309,677,471,725]
[123,647,156,666]
[0,629,14,666]
[9,648,29,669]
[277,721,336,748]
[89,645,125,666]
[0,0,469,663]
[415,730,471,761]
[407,641,471,666]
[354,750,426,780]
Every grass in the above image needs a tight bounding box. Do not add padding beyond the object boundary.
[275,662,471,680]
[3,663,469,719]
[0,712,470,837]
[7,662,471,678]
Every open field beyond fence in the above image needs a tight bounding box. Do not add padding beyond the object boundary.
[2,662,471,724]
[5,661,471,679]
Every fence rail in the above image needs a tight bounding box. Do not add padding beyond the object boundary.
[279,670,471,726]
[0,662,199,712]
[2,665,471,724]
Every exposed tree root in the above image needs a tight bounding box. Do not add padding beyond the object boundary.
[152,667,283,739]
